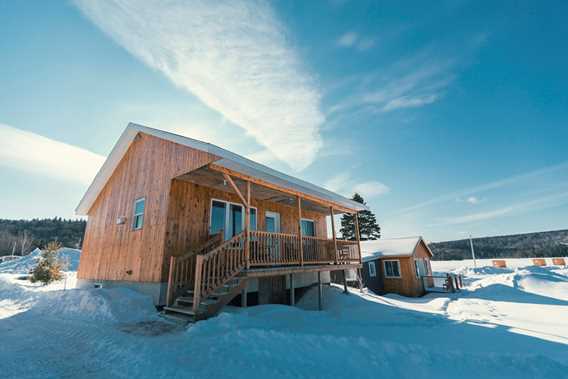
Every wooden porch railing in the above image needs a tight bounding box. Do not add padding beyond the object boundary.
[192,232,247,312]
[166,231,361,307]
[302,236,334,264]
[249,231,301,266]
[336,240,360,264]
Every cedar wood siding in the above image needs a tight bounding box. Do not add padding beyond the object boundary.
[77,133,219,283]
[78,132,329,284]
[163,179,328,279]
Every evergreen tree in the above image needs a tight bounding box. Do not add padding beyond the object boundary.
[340,193,381,240]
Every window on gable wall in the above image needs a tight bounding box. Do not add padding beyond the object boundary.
[132,198,145,230]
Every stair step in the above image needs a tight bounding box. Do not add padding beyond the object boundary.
[160,311,193,323]
[163,305,198,317]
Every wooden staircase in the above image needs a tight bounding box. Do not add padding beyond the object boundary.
[163,276,248,322]
[163,231,248,322]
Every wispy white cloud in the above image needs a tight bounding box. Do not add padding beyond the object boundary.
[0,124,105,185]
[74,0,324,171]
[435,191,568,226]
[336,31,374,51]
[328,54,455,117]
[396,161,568,215]
[337,32,358,47]
[324,172,389,199]
[465,196,481,205]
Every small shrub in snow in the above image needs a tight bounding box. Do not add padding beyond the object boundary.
[30,241,63,285]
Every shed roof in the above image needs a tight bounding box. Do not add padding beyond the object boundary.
[360,236,433,262]
[75,123,368,215]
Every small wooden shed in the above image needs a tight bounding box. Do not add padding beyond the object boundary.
[359,237,433,297]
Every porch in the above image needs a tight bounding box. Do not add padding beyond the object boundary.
[164,162,363,319]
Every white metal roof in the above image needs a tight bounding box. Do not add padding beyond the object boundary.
[75,123,368,215]
[360,236,432,262]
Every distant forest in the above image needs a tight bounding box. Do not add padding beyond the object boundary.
[0,218,86,256]
[429,229,568,261]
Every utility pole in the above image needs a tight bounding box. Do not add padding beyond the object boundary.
[469,234,477,268]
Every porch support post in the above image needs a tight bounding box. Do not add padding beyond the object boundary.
[241,287,247,308]
[289,273,295,306]
[343,270,349,294]
[354,212,362,264]
[223,173,249,209]
[297,196,304,266]
[330,207,338,264]
[317,271,323,311]
[245,180,251,269]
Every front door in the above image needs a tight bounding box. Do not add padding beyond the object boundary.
[265,211,281,259]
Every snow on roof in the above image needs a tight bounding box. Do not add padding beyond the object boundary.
[75,123,368,215]
[360,236,432,262]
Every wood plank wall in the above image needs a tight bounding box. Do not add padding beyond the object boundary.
[380,240,432,297]
[78,132,328,284]
[77,133,218,283]
[163,179,328,279]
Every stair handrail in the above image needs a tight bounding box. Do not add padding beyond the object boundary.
[165,231,224,306]
[192,232,247,312]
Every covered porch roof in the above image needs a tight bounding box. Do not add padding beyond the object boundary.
[178,163,356,214]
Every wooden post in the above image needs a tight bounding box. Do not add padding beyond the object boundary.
[192,255,204,312]
[342,270,349,294]
[317,271,323,311]
[354,212,362,264]
[245,181,251,269]
[297,196,304,266]
[241,287,248,308]
[330,207,338,264]
[289,273,295,306]
[166,256,176,306]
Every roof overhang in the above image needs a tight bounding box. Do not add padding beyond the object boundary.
[76,123,369,215]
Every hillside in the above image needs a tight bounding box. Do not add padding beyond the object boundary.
[429,229,568,261]
[0,218,86,256]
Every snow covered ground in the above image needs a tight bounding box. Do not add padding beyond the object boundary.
[1,256,567,378]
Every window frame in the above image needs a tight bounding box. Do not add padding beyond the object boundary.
[209,198,257,237]
[368,261,377,277]
[383,259,402,279]
[300,218,316,237]
[132,197,145,231]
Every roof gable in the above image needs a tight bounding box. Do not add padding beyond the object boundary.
[360,236,433,262]
[76,123,368,215]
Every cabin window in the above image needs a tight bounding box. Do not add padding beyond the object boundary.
[384,260,401,278]
[210,200,227,235]
[415,258,428,278]
[368,261,376,277]
[301,219,315,236]
[132,198,145,230]
[210,199,257,238]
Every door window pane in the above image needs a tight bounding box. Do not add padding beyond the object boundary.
[266,216,275,232]
[250,208,257,231]
[210,201,226,235]
[229,204,243,236]
[301,220,315,236]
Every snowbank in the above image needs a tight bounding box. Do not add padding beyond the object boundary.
[0,247,80,274]
[1,260,567,378]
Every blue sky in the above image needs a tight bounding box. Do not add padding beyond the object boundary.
[1,0,567,242]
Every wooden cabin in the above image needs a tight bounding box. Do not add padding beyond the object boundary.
[492,260,507,268]
[532,258,546,267]
[76,123,365,320]
[359,237,433,297]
